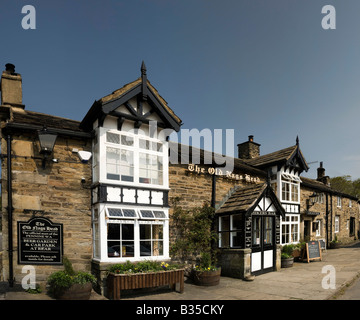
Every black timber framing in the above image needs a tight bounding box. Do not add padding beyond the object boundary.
[93,183,169,208]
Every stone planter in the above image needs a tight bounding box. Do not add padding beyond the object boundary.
[281,257,294,268]
[192,267,221,286]
[55,282,93,300]
[107,269,184,300]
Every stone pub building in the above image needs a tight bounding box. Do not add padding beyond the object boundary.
[0,63,359,295]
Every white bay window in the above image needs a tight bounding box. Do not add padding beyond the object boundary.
[100,129,166,187]
[93,205,169,261]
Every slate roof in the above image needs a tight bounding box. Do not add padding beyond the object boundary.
[244,145,293,166]
[1,106,90,138]
[11,109,83,132]
[216,183,267,214]
[301,176,358,200]
[169,142,267,177]
[80,68,182,132]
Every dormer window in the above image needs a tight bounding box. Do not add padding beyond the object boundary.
[104,130,165,186]
[281,174,300,203]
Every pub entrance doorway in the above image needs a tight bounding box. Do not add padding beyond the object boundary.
[251,215,275,275]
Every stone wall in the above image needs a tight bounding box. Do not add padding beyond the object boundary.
[1,131,92,285]
[300,186,359,245]
[168,164,265,212]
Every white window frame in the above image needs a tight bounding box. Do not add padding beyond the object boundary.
[335,215,340,233]
[280,214,300,244]
[280,173,300,204]
[315,220,321,237]
[98,128,169,189]
[337,196,342,208]
[349,199,352,208]
[92,204,170,262]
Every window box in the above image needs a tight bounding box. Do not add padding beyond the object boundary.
[106,268,184,300]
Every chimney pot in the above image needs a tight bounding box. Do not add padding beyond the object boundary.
[5,63,15,74]
[248,135,254,142]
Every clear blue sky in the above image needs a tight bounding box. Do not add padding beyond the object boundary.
[1,0,359,179]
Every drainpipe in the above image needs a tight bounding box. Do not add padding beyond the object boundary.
[330,194,333,242]
[325,193,329,248]
[7,134,14,287]
[211,173,216,208]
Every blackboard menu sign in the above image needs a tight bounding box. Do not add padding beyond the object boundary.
[302,240,322,263]
[18,217,63,265]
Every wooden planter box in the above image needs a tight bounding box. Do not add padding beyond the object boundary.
[107,269,184,300]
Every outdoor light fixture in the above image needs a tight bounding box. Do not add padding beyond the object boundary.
[38,127,57,169]
[308,192,317,206]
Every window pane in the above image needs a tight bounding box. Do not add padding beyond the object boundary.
[152,241,163,256]
[122,241,135,257]
[122,209,136,218]
[291,184,299,201]
[108,241,121,258]
[107,132,120,144]
[220,216,230,231]
[253,217,261,246]
[220,232,230,248]
[153,224,163,240]
[282,182,290,201]
[121,135,133,146]
[140,241,152,256]
[139,139,150,150]
[264,217,272,245]
[140,210,154,218]
[232,215,242,230]
[153,211,166,219]
[106,147,120,180]
[122,224,134,240]
[108,224,120,239]
[231,231,242,247]
[140,224,151,239]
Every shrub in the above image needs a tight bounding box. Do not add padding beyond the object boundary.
[47,257,96,297]
[108,260,182,274]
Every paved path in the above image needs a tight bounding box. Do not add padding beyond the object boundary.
[1,242,360,300]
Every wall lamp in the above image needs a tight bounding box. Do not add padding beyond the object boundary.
[308,192,317,207]
[38,127,57,169]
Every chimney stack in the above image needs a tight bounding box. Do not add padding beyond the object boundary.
[317,162,330,186]
[237,135,261,160]
[1,63,24,108]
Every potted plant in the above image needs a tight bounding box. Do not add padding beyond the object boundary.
[47,257,96,300]
[330,235,341,249]
[281,244,294,268]
[292,241,305,261]
[170,201,221,286]
[192,252,221,286]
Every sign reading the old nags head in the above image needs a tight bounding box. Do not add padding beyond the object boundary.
[187,164,261,183]
[18,217,63,265]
